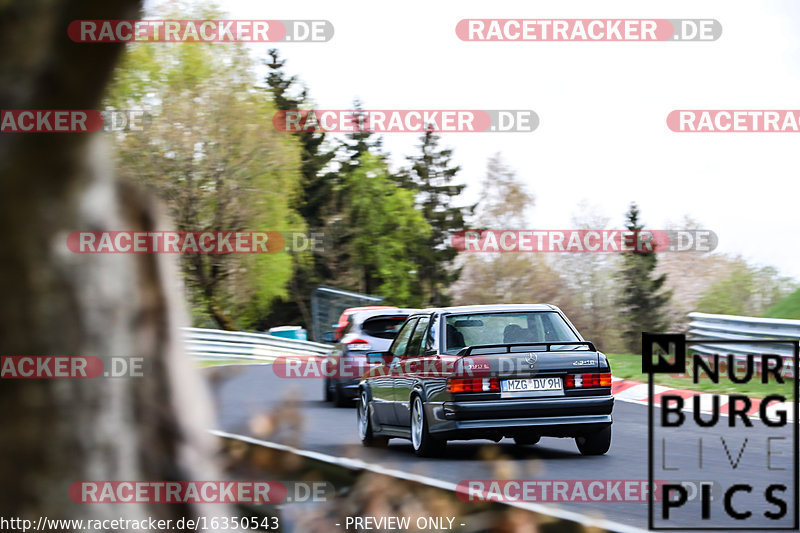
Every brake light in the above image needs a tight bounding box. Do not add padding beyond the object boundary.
[447,377,500,393]
[345,339,372,351]
[564,373,612,388]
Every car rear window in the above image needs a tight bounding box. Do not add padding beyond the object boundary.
[362,316,407,339]
[444,311,580,353]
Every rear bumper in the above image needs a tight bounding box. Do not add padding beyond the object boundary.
[444,395,614,419]
[430,396,614,439]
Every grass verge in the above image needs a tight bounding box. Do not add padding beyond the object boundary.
[607,352,794,401]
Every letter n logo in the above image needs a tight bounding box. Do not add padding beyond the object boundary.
[642,333,685,374]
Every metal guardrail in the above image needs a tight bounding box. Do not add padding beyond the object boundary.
[687,312,800,378]
[184,327,332,363]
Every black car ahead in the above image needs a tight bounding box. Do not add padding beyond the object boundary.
[357,304,613,457]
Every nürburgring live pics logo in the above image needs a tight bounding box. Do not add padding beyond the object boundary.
[643,333,798,530]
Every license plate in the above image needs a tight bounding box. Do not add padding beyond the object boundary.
[501,377,563,397]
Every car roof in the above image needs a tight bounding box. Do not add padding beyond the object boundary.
[412,304,560,315]
[344,305,397,312]
[339,305,397,318]
[348,308,420,322]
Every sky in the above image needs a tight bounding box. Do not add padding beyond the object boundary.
[183,0,800,279]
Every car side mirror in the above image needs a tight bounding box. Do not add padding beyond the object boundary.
[321,331,336,343]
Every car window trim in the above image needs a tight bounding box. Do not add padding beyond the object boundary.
[423,313,439,355]
[403,315,431,358]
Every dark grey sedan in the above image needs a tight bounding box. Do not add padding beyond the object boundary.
[357,304,613,456]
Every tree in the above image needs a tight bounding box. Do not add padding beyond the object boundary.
[314,99,391,292]
[451,155,579,313]
[472,154,533,229]
[616,203,673,352]
[106,27,304,330]
[558,202,624,352]
[260,49,337,330]
[402,129,472,306]
[696,260,797,317]
[265,49,335,229]
[653,216,735,330]
[340,98,385,173]
[344,154,431,304]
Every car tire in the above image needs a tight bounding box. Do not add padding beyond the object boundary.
[324,378,333,402]
[513,435,541,446]
[410,395,446,457]
[575,426,611,456]
[358,390,388,448]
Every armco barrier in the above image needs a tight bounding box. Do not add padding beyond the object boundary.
[687,312,800,378]
[184,327,332,363]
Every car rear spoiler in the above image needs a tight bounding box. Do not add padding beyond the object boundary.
[458,341,597,356]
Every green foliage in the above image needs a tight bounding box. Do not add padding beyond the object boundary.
[106,23,304,330]
[696,264,758,315]
[104,3,797,337]
[311,98,387,289]
[341,99,385,172]
[345,154,432,306]
[401,130,472,306]
[764,287,800,319]
[258,49,338,329]
[265,49,336,228]
[697,262,798,317]
[616,203,672,352]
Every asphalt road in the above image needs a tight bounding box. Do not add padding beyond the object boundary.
[205,364,797,532]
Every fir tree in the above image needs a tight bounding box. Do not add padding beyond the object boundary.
[403,128,472,306]
[617,203,672,352]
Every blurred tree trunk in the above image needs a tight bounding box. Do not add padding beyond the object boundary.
[0,0,228,524]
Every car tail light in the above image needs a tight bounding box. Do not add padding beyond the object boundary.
[447,377,500,393]
[564,373,612,388]
[344,339,372,351]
